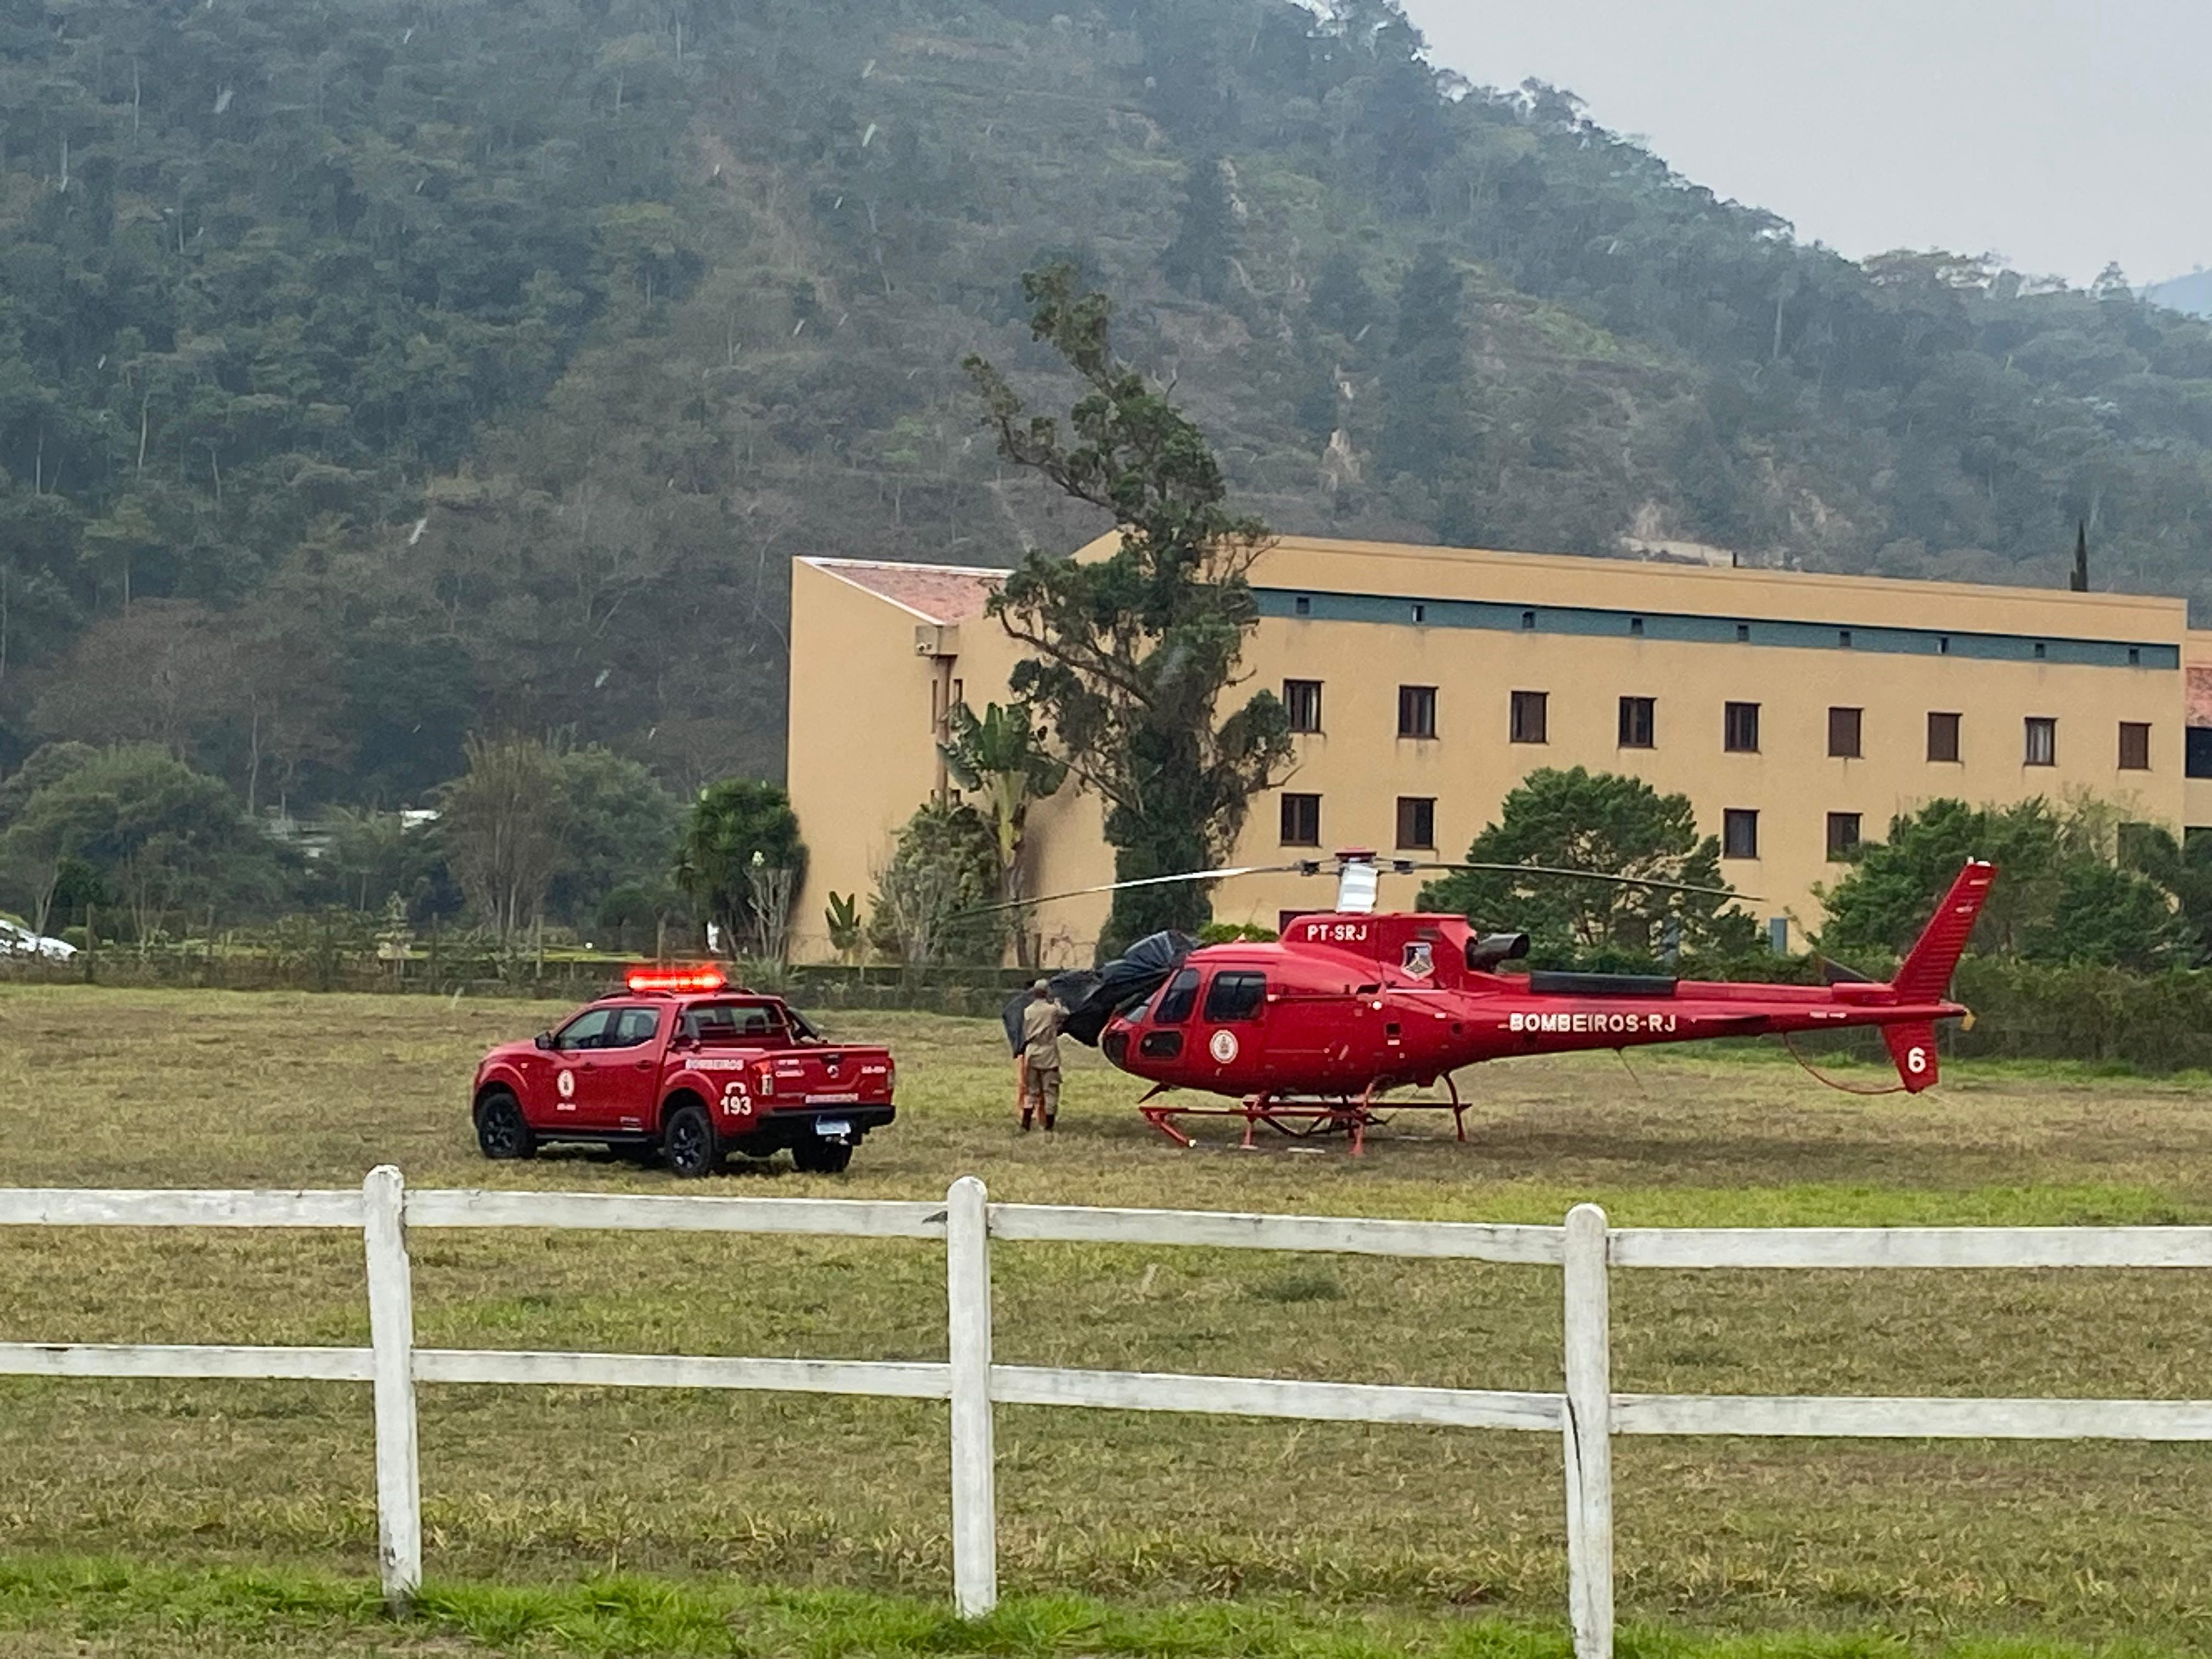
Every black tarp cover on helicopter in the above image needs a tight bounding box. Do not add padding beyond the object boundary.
[1000,930,1198,1054]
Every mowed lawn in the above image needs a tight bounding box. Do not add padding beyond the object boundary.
[1,983,2211,1656]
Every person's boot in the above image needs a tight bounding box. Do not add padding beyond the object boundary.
[1042,1113,1056,1132]
[1020,1107,1034,1132]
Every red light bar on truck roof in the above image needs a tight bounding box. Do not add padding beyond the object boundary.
[625,966,727,994]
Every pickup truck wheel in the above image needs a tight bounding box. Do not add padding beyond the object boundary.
[476,1090,537,1160]
[791,1136,854,1175]
[663,1102,720,1179]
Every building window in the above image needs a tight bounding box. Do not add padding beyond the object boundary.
[1618,696,1655,749]
[1283,679,1323,733]
[1826,812,1862,860]
[2119,721,2151,771]
[1724,701,1760,753]
[2034,641,2047,659]
[2187,729,2212,779]
[2129,647,2142,667]
[1938,635,1951,654]
[1735,623,1751,642]
[1521,610,1536,630]
[1412,602,1426,624]
[1398,685,1437,739]
[2025,716,2057,767]
[1838,629,1852,648]
[1510,690,1548,744]
[1294,595,1311,617]
[1629,616,1645,636]
[1395,796,1436,850]
[1280,793,1321,846]
[1723,809,1759,859]
[1828,707,1863,759]
[1928,712,1962,763]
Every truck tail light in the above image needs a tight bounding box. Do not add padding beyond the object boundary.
[756,1065,776,1096]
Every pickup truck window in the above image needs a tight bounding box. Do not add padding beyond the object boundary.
[682,1000,791,1045]
[603,1007,662,1049]
[552,1008,616,1051]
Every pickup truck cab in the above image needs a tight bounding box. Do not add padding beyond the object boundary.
[471,968,895,1176]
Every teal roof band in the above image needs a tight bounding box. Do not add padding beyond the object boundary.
[1256,588,2178,671]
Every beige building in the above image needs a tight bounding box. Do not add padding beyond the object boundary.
[788,536,2212,964]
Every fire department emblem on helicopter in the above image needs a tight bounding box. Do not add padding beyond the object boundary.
[1401,940,1434,979]
[1208,1029,1239,1064]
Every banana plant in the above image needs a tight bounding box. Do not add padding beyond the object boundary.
[824,889,863,963]
[939,701,1067,915]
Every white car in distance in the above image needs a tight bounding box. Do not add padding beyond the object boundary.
[0,916,77,962]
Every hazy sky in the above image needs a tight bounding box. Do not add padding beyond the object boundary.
[1401,0,2208,287]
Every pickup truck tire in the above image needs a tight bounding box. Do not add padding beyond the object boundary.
[662,1102,720,1179]
[791,1136,855,1175]
[476,1090,537,1160]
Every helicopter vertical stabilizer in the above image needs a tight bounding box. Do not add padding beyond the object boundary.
[1891,860,1996,1003]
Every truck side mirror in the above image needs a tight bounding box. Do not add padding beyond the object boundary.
[533,1031,554,1051]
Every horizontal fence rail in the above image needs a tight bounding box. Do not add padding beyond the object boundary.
[4,1175,2210,1657]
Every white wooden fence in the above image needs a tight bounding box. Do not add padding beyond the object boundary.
[5,1168,2211,1658]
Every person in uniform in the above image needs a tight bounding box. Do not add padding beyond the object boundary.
[1018,979,1065,1131]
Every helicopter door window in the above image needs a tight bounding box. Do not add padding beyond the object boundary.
[1153,968,1201,1024]
[1201,971,1268,1023]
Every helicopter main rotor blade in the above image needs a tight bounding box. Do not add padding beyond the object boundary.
[1399,861,1756,902]
[958,861,1317,917]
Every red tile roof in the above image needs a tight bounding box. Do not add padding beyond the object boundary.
[810,558,1001,626]
[2190,667,2212,729]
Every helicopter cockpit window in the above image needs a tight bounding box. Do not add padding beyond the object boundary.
[1201,970,1268,1023]
[1153,968,1201,1024]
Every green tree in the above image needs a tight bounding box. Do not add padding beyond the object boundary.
[2021,860,2190,973]
[1160,154,1239,303]
[1307,249,1380,338]
[546,747,683,929]
[866,801,1006,966]
[963,265,1294,953]
[1816,799,2070,961]
[0,747,290,941]
[437,736,569,946]
[1379,244,1469,483]
[1417,767,1751,957]
[0,741,98,828]
[673,779,805,957]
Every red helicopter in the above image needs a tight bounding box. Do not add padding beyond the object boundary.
[1009,853,1995,1152]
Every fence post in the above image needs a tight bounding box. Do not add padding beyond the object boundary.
[945,1175,997,1617]
[363,1165,421,1612]
[1562,1202,1614,1659]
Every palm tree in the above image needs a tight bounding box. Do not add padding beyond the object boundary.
[939,701,1066,964]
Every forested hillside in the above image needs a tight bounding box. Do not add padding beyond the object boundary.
[6,0,2212,809]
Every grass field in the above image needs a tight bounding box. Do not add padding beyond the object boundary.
[1,984,2209,1656]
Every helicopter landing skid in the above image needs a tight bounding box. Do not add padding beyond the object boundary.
[1138,1076,1466,1156]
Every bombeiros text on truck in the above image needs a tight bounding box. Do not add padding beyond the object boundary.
[470,967,895,1176]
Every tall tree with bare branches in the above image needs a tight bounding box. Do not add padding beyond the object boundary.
[964,265,1292,953]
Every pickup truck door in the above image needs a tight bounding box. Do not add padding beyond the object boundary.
[568,1003,667,1132]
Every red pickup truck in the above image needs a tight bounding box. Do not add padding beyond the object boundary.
[470,969,895,1176]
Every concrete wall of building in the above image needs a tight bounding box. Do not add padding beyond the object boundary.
[788,538,2197,964]
[785,560,952,962]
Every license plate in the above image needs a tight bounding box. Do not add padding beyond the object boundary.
[814,1119,851,1138]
